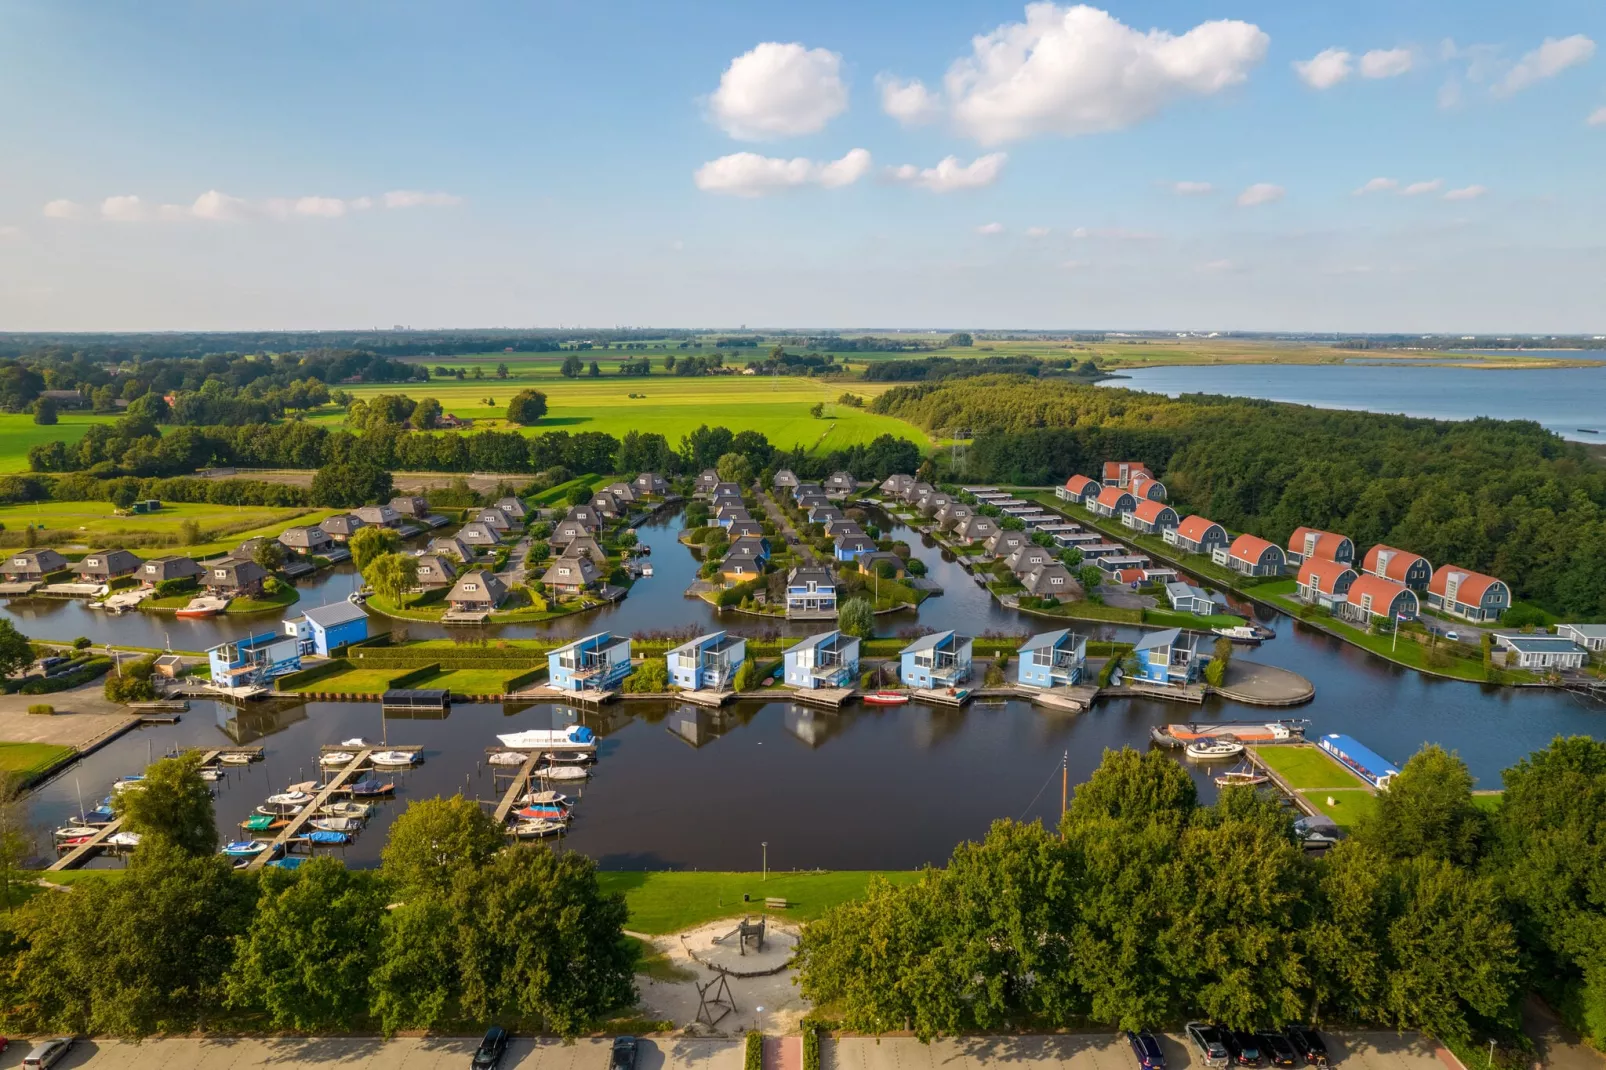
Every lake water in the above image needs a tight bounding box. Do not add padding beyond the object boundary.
[1100,362,1606,442]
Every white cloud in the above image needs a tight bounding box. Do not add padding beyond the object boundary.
[877,75,942,126]
[1061,259,1089,270]
[1236,182,1284,207]
[100,195,145,222]
[42,199,83,220]
[1354,177,1398,195]
[1401,179,1444,196]
[1443,184,1488,201]
[1026,225,1051,238]
[1170,180,1213,195]
[1590,106,1606,126]
[349,196,375,211]
[975,222,1005,235]
[1437,79,1463,109]
[886,153,1007,192]
[693,148,872,197]
[190,190,249,221]
[1360,48,1413,79]
[1495,35,1595,96]
[708,42,848,140]
[294,196,348,218]
[1294,48,1352,89]
[944,4,1268,144]
[383,190,462,209]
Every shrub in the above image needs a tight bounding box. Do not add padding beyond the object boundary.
[745,1032,763,1070]
[1204,658,1227,687]
[72,636,92,650]
[733,658,759,691]
[27,703,53,715]
[838,598,875,639]
[803,1025,820,1070]
[623,657,668,693]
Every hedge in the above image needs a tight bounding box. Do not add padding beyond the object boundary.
[502,666,546,692]
[744,1032,763,1070]
[18,656,113,694]
[387,664,442,689]
[273,659,351,691]
[353,654,548,670]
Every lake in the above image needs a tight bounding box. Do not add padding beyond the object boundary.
[1100,361,1606,442]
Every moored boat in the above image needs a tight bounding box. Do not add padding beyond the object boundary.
[319,751,355,767]
[519,790,572,807]
[222,839,269,856]
[537,765,589,781]
[241,813,285,832]
[1212,625,1263,645]
[1215,769,1270,788]
[53,825,100,840]
[497,725,597,752]
[302,829,350,845]
[219,752,255,765]
[1185,740,1245,760]
[862,691,910,706]
[311,817,361,833]
[487,751,528,766]
[105,831,142,847]
[319,801,371,819]
[542,751,592,765]
[370,750,419,767]
[508,818,567,839]
[1153,720,1307,747]
[199,767,226,781]
[346,779,395,797]
[266,791,312,806]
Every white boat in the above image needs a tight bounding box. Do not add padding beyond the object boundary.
[370,750,419,767]
[1185,740,1245,760]
[509,818,567,839]
[538,765,590,781]
[105,831,142,847]
[219,752,254,765]
[111,776,145,793]
[1215,769,1271,788]
[519,790,573,807]
[311,817,362,832]
[221,840,269,856]
[496,725,597,752]
[341,738,369,747]
[487,751,529,766]
[1212,625,1262,643]
[319,801,371,819]
[257,802,303,817]
[543,751,592,765]
[54,825,100,839]
[320,751,355,766]
[266,791,312,806]
[285,781,318,794]
[199,767,226,781]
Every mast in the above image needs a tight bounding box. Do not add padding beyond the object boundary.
[1060,750,1068,839]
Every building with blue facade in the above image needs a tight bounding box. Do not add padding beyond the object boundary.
[547,632,634,693]
[1317,733,1400,789]
[283,601,370,657]
[783,630,860,690]
[667,631,748,691]
[1129,628,1205,688]
[899,631,974,689]
[785,567,837,619]
[1016,629,1087,688]
[206,632,302,695]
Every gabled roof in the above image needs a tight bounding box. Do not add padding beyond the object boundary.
[297,600,369,629]
[789,630,847,655]
[1022,562,1076,594]
[1166,581,1211,602]
[449,569,508,603]
[1297,558,1356,595]
[901,630,956,654]
[1021,629,1071,652]
[1362,544,1431,582]
[1103,460,1151,481]
[788,566,834,586]
[1227,534,1280,564]
[1174,515,1223,542]
[1133,627,1181,652]
[1428,564,1505,603]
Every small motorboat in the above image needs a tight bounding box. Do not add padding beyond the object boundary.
[56,835,94,848]
[341,738,369,747]
[543,751,592,765]
[256,802,303,817]
[348,590,368,605]
[302,829,350,845]
[266,855,304,870]
[222,840,269,856]
[1186,740,1245,761]
[219,752,255,765]
[54,825,100,840]
[320,751,355,767]
[1215,769,1270,788]
[319,801,371,819]
[199,767,226,781]
[266,791,312,806]
[241,813,285,832]
[347,779,395,797]
[105,831,142,848]
[487,751,529,766]
[509,818,567,839]
[862,691,910,706]
[370,750,419,767]
[519,790,572,807]
[84,801,116,824]
[311,817,361,833]
[111,775,145,793]
[537,765,589,781]
[1212,625,1262,645]
[176,596,227,619]
[515,804,569,821]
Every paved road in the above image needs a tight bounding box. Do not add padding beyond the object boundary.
[830,1034,1456,1070]
[1524,996,1606,1070]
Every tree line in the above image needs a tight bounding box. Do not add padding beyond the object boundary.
[800,738,1606,1051]
[871,375,1606,617]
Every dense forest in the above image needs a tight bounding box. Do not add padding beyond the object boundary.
[0,329,693,362]
[871,375,1606,616]
[860,354,1102,382]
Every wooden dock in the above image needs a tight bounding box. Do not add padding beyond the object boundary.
[680,688,735,708]
[47,818,124,871]
[249,746,391,869]
[912,687,973,707]
[491,752,544,825]
[789,686,855,708]
[1028,684,1100,712]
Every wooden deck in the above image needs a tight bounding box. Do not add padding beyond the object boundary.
[1027,684,1101,712]
[789,686,855,708]
[679,688,736,707]
[912,687,973,707]
[47,818,124,871]
[491,752,544,825]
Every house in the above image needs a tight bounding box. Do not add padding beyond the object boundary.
[899,630,974,689]
[590,490,623,519]
[1362,545,1433,590]
[1286,527,1355,567]
[795,493,830,513]
[823,517,863,539]
[494,497,530,521]
[727,520,765,540]
[1166,582,1216,615]
[880,474,915,498]
[986,530,1030,559]
[139,555,204,587]
[1121,500,1179,534]
[633,472,669,497]
[152,654,184,679]
[783,630,860,690]
[542,555,601,596]
[607,481,638,504]
[1339,574,1419,626]
[935,502,974,531]
[206,632,302,691]
[548,632,634,692]
[1016,629,1087,688]
[695,469,721,496]
[1319,733,1400,790]
[436,413,471,429]
[39,388,90,409]
[414,554,458,588]
[834,533,878,561]
[76,549,143,582]
[390,496,432,519]
[354,504,402,529]
[1097,554,1151,574]
[278,525,333,556]
[1005,543,1054,575]
[1425,565,1511,623]
[729,535,771,562]
[1020,562,1078,600]
[1557,624,1606,653]
[1102,461,1152,488]
[858,551,905,578]
[2,548,68,581]
[719,549,765,583]
[773,469,800,493]
[1296,558,1358,609]
[1128,473,1168,502]
[1079,542,1126,560]
[1129,628,1204,688]
[902,481,934,504]
[283,600,369,657]
[459,521,505,547]
[203,557,268,596]
[476,508,513,534]
[1165,516,1230,555]
[1492,634,1588,671]
[667,632,748,691]
[320,514,367,542]
[785,566,837,618]
[955,514,1001,543]
[1213,534,1286,577]
[560,535,608,567]
[1058,474,1099,504]
[824,471,857,498]
[447,569,508,613]
[716,505,753,529]
[566,505,603,532]
[808,505,844,525]
[917,494,954,519]
[428,535,475,562]
[711,482,742,500]
[1088,486,1137,519]
[794,482,824,502]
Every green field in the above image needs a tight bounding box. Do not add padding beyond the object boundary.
[0,741,75,779]
[0,500,343,558]
[0,412,123,474]
[595,870,922,934]
[1253,744,1369,790]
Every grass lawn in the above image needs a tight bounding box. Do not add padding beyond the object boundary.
[1252,744,1369,790]
[0,741,75,778]
[412,667,538,694]
[0,500,343,558]
[596,870,923,934]
[284,667,406,693]
[1308,789,1380,829]
[1472,792,1505,812]
[0,412,124,474]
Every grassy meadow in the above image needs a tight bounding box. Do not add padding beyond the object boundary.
[0,499,344,557]
[0,412,124,474]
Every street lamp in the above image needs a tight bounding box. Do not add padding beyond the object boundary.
[761,841,768,882]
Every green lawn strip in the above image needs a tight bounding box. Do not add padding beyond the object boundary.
[597,870,922,935]
[1471,792,1505,812]
[1139,608,1253,630]
[1252,744,1369,791]
[0,742,76,778]
[411,667,526,694]
[284,667,407,694]
[1304,789,1380,830]
[0,412,125,474]
[225,586,300,614]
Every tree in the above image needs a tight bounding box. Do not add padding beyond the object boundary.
[252,540,285,572]
[1078,565,1106,592]
[809,402,825,418]
[1354,744,1487,867]
[587,360,600,377]
[225,859,387,1031]
[946,332,974,347]
[105,654,158,703]
[506,390,548,426]
[32,397,57,425]
[364,551,419,609]
[348,526,402,572]
[495,363,509,380]
[110,483,139,511]
[0,620,34,678]
[369,893,461,1032]
[454,847,635,1035]
[412,397,443,430]
[839,597,875,638]
[114,751,217,855]
[733,658,760,691]
[622,657,668,693]
[310,461,393,507]
[1066,748,1197,829]
[565,484,593,506]
[715,451,754,488]
[381,795,504,898]
[0,775,33,910]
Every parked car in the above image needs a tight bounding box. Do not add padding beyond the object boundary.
[1125,1029,1165,1070]
[1283,1026,1329,1067]
[1257,1031,1299,1068]
[611,1036,639,1070]
[1293,815,1342,849]
[1186,1023,1229,1068]
[22,1038,74,1070]
[471,1026,508,1069]
[1221,1028,1262,1067]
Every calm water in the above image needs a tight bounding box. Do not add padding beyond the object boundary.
[1101,362,1606,442]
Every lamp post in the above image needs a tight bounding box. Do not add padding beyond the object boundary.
[761,841,768,882]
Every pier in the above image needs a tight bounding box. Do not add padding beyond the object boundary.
[490,751,545,825]
[247,744,419,868]
[47,818,125,871]
[788,686,855,708]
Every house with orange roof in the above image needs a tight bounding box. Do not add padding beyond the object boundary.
[1213,534,1286,577]
[1101,461,1151,489]
[1339,574,1419,626]
[1165,515,1230,555]
[1087,485,1137,519]
[1425,565,1511,622]
[1361,545,1432,590]
[1057,474,1099,504]
[1286,527,1355,566]
[1296,557,1358,609]
[1127,473,1168,502]
[1120,499,1179,534]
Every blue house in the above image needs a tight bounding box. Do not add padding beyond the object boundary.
[834,533,877,562]
[547,632,634,693]
[1318,733,1400,789]
[1129,628,1205,688]
[206,632,302,694]
[667,631,748,691]
[283,600,369,657]
[783,630,860,690]
[899,631,974,689]
[1016,629,1087,688]
[785,567,837,619]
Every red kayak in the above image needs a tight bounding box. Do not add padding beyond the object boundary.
[862,691,910,707]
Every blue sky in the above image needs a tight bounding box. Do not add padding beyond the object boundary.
[2,0,1603,333]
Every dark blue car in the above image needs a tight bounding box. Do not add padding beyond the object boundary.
[1126,1029,1165,1070]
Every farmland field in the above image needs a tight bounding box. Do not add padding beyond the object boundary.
[0,412,124,474]
[0,500,342,557]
